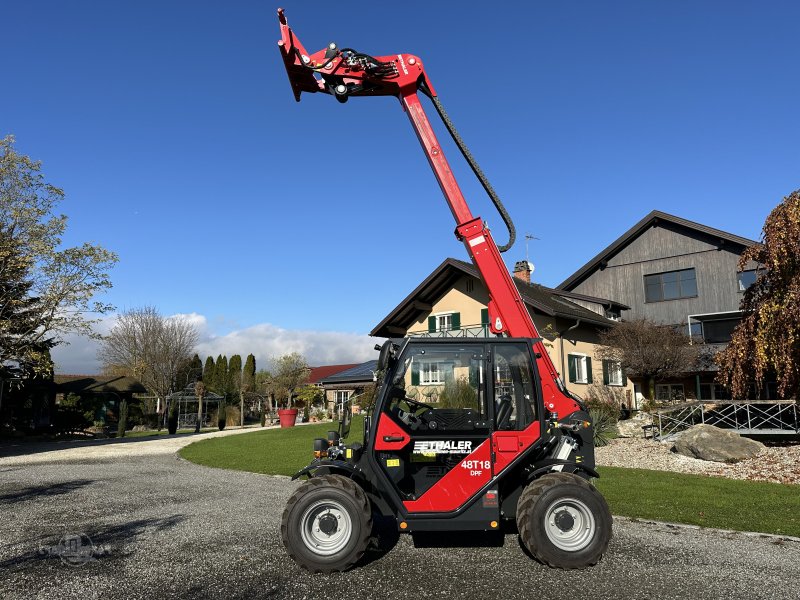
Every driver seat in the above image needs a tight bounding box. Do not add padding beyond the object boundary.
[496,395,513,430]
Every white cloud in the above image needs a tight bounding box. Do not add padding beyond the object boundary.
[51,313,381,374]
[194,321,378,370]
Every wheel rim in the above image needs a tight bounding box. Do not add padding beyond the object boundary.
[543,497,596,552]
[299,499,353,556]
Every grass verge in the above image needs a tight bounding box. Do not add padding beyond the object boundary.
[180,418,799,537]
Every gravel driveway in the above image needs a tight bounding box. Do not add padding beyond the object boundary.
[0,435,797,600]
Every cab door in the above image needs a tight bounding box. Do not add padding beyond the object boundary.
[488,342,542,475]
[373,342,492,512]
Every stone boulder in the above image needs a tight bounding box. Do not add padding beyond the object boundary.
[672,424,765,463]
[616,411,653,438]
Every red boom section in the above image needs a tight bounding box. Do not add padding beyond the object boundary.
[276,9,580,418]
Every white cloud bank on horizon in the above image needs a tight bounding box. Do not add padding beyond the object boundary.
[51,312,381,375]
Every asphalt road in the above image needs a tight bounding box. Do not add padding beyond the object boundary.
[0,446,797,600]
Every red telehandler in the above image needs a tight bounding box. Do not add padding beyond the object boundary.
[276,9,612,572]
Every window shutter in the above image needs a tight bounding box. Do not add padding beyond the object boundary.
[481,308,489,326]
[621,365,628,386]
[586,357,593,384]
[567,355,577,383]
[411,363,420,386]
[451,312,461,330]
[602,360,610,385]
[428,316,436,333]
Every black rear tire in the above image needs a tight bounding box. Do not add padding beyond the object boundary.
[281,474,372,574]
[516,472,612,569]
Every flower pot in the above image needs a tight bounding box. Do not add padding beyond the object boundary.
[278,408,298,428]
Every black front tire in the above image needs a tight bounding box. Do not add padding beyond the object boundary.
[516,472,612,569]
[281,475,372,574]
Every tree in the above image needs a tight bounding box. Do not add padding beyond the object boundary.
[272,352,311,408]
[717,190,800,399]
[194,380,206,434]
[203,356,215,387]
[213,355,228,398]
[0,135,117,376]
[98,306,199,414]
[0,230,51,378]
[228,354,243,426]
[242,353,256,426]
[597,317,698,402]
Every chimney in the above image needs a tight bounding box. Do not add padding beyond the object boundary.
[513,260,532,284]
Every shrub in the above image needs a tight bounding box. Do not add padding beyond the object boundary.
[167,401,178,434]
[217,403,226,431]
[588,406,616,447]
[225,405,241,427]
[437,377,478,409]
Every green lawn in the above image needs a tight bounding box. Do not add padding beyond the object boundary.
[179,419,800,537]
[596,466,800,537]
[179,418,365,477]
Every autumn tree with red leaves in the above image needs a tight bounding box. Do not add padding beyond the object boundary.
[716,190,800,400]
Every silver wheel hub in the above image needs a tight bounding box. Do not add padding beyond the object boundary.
[544,497,595,552]
[299,499,353,556]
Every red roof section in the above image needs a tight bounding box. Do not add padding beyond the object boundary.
[308,364,359,384]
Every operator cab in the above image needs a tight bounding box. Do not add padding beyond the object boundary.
[372,338,541,502]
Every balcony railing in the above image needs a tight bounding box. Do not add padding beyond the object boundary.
[407,323,491,339]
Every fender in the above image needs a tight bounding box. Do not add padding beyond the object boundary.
[528,461,600,481]
[291,459,360,481]
[292,458,396,517]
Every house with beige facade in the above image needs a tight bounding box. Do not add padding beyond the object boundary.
[370,258,634,405]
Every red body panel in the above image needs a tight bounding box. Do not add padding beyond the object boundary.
[402,440,493,513]
[374,414,410,452]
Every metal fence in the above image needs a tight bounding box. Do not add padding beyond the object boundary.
[651,400,799,440]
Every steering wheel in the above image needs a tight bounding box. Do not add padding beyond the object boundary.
[401,397,433,413]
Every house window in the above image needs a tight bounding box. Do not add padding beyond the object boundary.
[655,384,685,402]
[465,279,474,293]
[427,312,461,333]
[568,354,592,384]
[700,384,731,401]
[737,269,758,292]
[420,361,445,385]
[644,268,697,302]
[335,390,350,404]
[602,360,625,386]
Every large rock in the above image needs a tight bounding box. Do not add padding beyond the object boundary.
[672,424,765,463]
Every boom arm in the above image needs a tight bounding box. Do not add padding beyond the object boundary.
[277,9,578,413]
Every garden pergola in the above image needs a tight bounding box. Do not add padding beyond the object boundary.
[166,383,223,430]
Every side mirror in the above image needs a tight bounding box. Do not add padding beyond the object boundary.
[376,340,399,371]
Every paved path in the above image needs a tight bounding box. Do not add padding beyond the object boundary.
[0,425,279,465]
[0,435,797,600]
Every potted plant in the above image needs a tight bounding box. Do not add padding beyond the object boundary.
[272,352,310,428]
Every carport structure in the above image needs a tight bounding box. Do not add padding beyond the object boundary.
[167,382,223,430]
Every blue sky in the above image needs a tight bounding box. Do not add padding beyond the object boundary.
[3,1,798,372]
